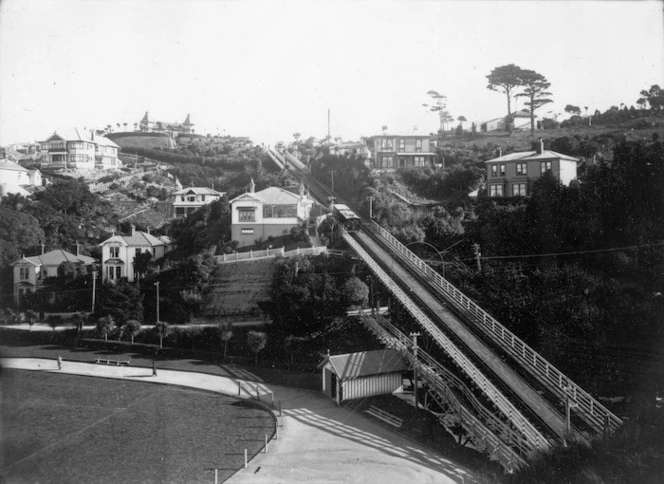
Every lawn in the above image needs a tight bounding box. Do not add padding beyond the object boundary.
[0,369,274,484]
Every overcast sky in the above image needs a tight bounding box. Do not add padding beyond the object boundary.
[1,0,662,146]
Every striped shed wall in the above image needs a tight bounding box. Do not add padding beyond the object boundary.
[319,349,407,404]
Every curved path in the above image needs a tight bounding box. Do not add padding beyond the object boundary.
[1,358,477,484]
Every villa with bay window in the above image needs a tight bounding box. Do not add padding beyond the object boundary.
[40,128,121,171]
[230,180,314,248]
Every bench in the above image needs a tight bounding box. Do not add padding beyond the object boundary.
[365,405,403,428]
[95,357,131,366]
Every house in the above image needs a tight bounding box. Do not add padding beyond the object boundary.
[371,131,439,170]
[40,128,121,170]
[319,349,407,404]
[229,179,314,248]
[99,225,173,283]
[12,248,96,303]
[171,187,225,218]
[484,109,541,132]
[139,112,194,137]
[485,140,579,197]
[0,159,43,197]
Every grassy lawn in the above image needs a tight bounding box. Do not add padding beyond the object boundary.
[0,369,274,484]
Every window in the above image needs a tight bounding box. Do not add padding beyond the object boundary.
[516,163,528,175]
[110,246,120,258]
[108,266,114,280]
[415,139,422,152]
[238,208,256,222]
[135,248,141,258]
[263,205,297,218]
[20,267,29,280]
[512,183,527,196]
[380,138,393,150]
[398,139,405,152]
[491,165,498,177]
[201,195,206,202]
[541,161,552,174]
[187,195,196,202]
[500,164,506,176]
[413,156,425,167]
[116,267,122,279]
[241,228,255,234]
[489,185,504,197]
[382,156,393,168]
[181,195,185,201]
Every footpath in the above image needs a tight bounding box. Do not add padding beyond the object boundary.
[1,357,477,484]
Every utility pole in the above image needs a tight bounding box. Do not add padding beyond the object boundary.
[472,243,482,272]
[410,332,421,408]
[154,281,160,323]
[327,108,330,144]
[563,385,578,447]
[91,270,98,314]
[330,170,335,194]
[366,196,374,219]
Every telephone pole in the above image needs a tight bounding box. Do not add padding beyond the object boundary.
[154,281,160,323]
[366,196,374,219]
[410,332,421,408]
[91,269,98,314]
[472,243,482,272]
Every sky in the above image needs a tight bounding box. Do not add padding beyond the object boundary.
[1,0,663,146]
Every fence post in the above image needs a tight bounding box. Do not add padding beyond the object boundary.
[271,392,274,408]
[250,250,253,259]
[279,400,282,417]
[275,420,278,439]
[238,382,241,396]
[244,449,247,469]
[214,468,218,484]
[256,388,260,400]
[264,434,268,453]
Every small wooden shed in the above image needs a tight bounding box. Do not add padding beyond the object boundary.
[319,349,407,404]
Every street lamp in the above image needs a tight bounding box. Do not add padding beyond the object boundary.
[154,281,160,323]
[91,270,98,314]
[366,196,374,219]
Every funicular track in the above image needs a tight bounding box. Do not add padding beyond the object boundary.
[359,313,529,471]
[342,230,552,455]
[369,222,622,438]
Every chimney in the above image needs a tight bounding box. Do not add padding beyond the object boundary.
[131,224,136,236]
[147,226,151,234]
[498,147,502,158]
[76,241,80,257]
[41,242,45,255]
[537,138,544,154]
[249,178,255,193]
[90,130,94,141]
[111,227,116,236]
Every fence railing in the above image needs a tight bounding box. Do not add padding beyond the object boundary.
[341,230,550,452]
[215,246,328,264]
[361,314,531,470]
[371,221,622,436]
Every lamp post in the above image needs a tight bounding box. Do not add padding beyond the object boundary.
[366,196,374,219]
[91,270,98,314]
[330,170,335,194]
[154,281,160,323]
[410,332,421,407]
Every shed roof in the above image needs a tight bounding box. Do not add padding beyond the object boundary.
[0,159,29,172]
[323,349,407,379]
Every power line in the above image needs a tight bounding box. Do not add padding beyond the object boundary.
[477,240,664,261]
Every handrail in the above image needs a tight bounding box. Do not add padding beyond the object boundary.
[342,231,550,452]
[371,221,622,435]
[360,314,529,470]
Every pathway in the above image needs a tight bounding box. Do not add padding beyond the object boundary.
[1,357,477,484]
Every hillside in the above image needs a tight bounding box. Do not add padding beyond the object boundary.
[105,131,176,150]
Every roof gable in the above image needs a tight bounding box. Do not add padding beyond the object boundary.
[229,192,265,204]
[13,249,96,267]
[323,349,407,379]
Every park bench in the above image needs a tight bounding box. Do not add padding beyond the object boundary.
[95,357,131,366]
[365,405,403,428]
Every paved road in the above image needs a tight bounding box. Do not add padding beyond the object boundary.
[354,231,570,442]
[1,358,477,484]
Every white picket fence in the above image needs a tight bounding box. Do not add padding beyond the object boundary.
[215,246,328,264]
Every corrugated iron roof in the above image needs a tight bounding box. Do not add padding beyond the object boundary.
[13,249,96,267]
[485,150,579,163]
[324,349,407,379]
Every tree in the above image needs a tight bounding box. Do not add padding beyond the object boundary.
[247,330,267,366]
[457,116,467,123]
[517,70,553,137]
[342,277,369,307]
[122,319,142,344]
[154,321,169,349]
[486,64,525,135]
[564,105,581,116]
[96,315,115,341]
[47,315,63,332]
[25,309,38,330]
[69,312,86,336]
[218,321,233,360]
[638,84,664,112]
[424,90,452,133]
[133,251,152,281]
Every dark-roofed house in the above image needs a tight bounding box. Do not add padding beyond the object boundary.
[484,140,579,197]
[12,248,96,303]
[319,349,407,404]
[229,179,314,248]
[99,225,173,283]
[171,186,225,218]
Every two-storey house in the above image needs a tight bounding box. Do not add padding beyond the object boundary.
[12,248,96,303]
[99,226,173,283]
[40,129,121,171]
[485,140,579,197]
[372,131,438,170]
[139,112,194,137]
[230,180,314,248]
[0,159,44,197]
[171,187,225,218]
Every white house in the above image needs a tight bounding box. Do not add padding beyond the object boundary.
[40,128,121,171]
[12,248,96,303]
[171,187,225,218]
[484,110,541,132]
[0,159,43,197]
[229,180,314,248]
[99,226,173,283]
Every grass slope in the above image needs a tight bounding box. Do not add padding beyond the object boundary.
[0,369,273,484]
